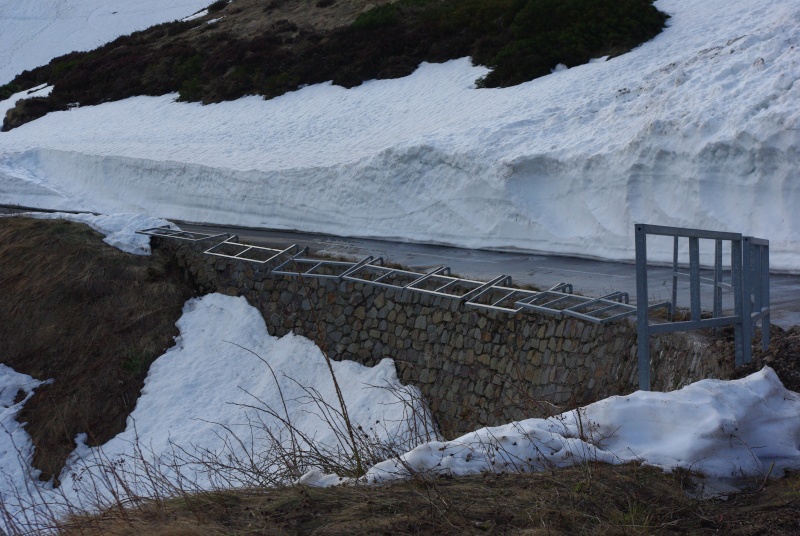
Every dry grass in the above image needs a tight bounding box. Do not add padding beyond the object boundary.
[0,217,195,483]
[59,464,800,535]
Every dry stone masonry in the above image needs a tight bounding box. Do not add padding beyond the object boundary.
[156,238,734,437]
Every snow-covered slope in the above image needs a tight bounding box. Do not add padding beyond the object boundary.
[0,0,209,85]
[1,0,799,270]
[0,294,436,531]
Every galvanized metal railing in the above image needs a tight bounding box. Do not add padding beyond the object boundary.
[137,227,641,324]
[635,224,770,390]
[140,223,772,391]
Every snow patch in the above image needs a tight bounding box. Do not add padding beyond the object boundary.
[0,294,435,531]
[301,367,800,486]
[0,0,210,85]
[9,212,175,255]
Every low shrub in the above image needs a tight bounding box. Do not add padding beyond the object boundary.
[1,96,67,131]
[207,0,229,13]
[1,0,668,129]
[0,82,21,100]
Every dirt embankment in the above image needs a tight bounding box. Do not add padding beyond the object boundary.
[0,217,196,482]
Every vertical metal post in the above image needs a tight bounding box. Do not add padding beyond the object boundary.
[762,243,770,350]
[741,237,753,365]
[732,239,744,366]
[635,225,650,391]
[753,243,763,323]
[671,236,679,321]
[714,239,723,319]
[689,237,701,322]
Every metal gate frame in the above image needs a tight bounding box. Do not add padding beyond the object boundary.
[635,224,770,390]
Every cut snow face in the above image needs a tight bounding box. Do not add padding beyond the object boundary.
[300,367,800,487]
[4,212,175,255]
[0,293,436,532]
[1,0,799,270]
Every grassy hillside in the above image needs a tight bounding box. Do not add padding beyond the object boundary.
[1,0,668,130]
[0,217,195,482]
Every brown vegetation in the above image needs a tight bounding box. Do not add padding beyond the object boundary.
[59,464,800,535]
[0,217,195,482]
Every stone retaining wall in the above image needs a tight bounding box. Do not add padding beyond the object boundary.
[156,238,734,437]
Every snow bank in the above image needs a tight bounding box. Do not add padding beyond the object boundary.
[300,367,800,486]
[1,0,799,270]
[0,0,210,85]
[9,211,175,255]
[0,294,435,532]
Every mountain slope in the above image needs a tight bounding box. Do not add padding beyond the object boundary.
[1,0,667,129]
[0,0,798,271]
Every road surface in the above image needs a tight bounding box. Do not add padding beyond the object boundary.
[3,205,798,327]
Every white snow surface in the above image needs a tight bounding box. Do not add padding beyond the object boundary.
[1,0,799,270]
[0,293,435,532]
[300,367,800,487]
[0,0,210,85]
[6,211,175,255]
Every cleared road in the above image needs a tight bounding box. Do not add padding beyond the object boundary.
[176,221,800,329]
[3,206,798,328]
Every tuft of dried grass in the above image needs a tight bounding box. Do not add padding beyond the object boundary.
[58,465,800,535]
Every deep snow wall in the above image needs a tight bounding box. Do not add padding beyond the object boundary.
[158,238,735,436]
[3,140,798,270]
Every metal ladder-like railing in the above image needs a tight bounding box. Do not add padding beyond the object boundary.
[137,226,641,324]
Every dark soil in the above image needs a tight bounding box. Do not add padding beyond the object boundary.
[2,0,667,130]
[0,217,196,483]
[733,324,800,392]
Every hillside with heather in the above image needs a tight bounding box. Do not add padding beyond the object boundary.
[1,0,798,271]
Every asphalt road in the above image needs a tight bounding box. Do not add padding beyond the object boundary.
[3,205,798,328]
[175,221,800,329]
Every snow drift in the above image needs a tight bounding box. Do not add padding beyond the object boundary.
[7,211,176,255]
[0,0,799,270]
[300,367,800,487]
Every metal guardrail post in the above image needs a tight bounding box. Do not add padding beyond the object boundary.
[714,239,723,320]
[741,237,753,365]
[635,225,651,391]
[689,237,701,321]
[732,238,745,366]
[671,236,679,321]
[762,242,771,350]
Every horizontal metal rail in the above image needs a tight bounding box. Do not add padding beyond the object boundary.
[140,224,671,327]
[637,224,742,241]
[204,237,297,265]
[136,226,229,242]
[271,248,357,279]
